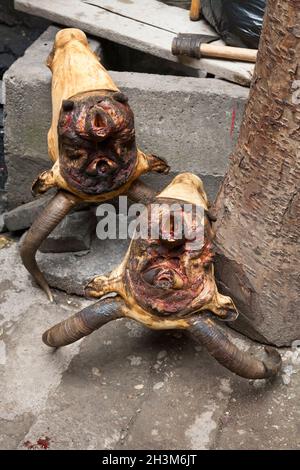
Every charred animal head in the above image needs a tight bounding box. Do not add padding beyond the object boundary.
[124,199,222,318]
[42,174,282,380]
[58,91,137,195]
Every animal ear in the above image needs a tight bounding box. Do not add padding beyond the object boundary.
[205,291,238,322]
[113,92,128,104]
[46,46,55,69]
[145,153,170,174]
[31,169,57,195]
[217,308,239,322]
[85,271,123,299]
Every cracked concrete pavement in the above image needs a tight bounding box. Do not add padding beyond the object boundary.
[0,240,299,450]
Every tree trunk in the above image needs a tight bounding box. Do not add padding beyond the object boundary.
[214,0,300,347]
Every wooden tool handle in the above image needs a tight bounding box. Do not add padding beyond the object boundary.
[200,43,257,63]
[190,0,201,21]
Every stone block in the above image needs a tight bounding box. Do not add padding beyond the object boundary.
[3,193,52,231]
[39,209,96,253]
[37,233,130,296]
[0,212,6,232]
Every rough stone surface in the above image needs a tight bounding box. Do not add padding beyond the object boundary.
[0,0,50,80]
[39,209,97,253]
[0,242,299,450]
[0,212,6,232]
[37,232,130,296]
[110,71,247,177]
[4,194,52,232]
[0,103,6,193]
[4,26,248,209]
[0,0,50,193]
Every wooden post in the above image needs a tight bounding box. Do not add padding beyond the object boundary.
[190,0,201,21]
[213,0,300,346]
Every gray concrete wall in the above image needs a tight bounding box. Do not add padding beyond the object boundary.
[4,26,249,209]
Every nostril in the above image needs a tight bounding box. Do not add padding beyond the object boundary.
[85,158,117,176]
[94,112,105,129]
[98,160,110,174]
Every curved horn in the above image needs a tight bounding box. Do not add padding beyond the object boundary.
[188,313,282,379]
[42,296,125,347]
[20,191,79,302]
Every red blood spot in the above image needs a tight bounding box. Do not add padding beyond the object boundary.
[23,440,35,450]
[23,436,50,450]
[37,437,50,449]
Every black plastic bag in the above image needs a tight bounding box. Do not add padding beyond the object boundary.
[201,0,266,49]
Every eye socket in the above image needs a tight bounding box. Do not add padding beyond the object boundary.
[142,267,184,290]
[143,267,160,285]
[65,148,87,160]
[114,145,127,158]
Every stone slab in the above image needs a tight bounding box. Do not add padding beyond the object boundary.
[39,209,96,253]
[4,193,52,231]
[83,0,212,36]
[36,234,130,296]
[0,213,6,233]
[4,26,248,209]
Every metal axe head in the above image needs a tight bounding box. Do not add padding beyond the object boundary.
[172,33,219,59]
